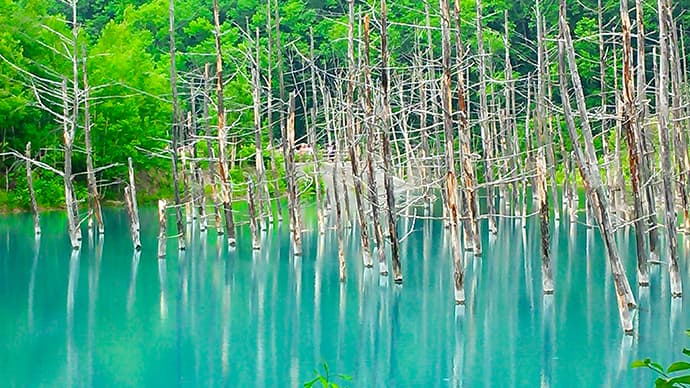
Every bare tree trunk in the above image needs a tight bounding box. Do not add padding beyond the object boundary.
[380,0,402,283]
[127,157,140,233]
[621,10,649,286]
[346,0,373,268]
[61,80,80,250]
[274,0,291,226]
[308,28,324,234]
[475,0,496,235]
[124,186,141,251]
[203,63,224,235]
[251,30,267,232]
[656,0,682,297]
[158,200,167,258]
[559,0,636,333]
[213,0,236,247]
[452,0,481,253]
[536,0,553,295]
[26,142,40,235]
[286,93,302,255]
[332,117,347,282]
[440,0,465,303]
[169,0,185,250]
[363,15,388,276]
[82,48,103,235]
[247,177,261,250]
[265,0,283,223]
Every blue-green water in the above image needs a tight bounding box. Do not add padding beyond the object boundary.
[1,207,689,387]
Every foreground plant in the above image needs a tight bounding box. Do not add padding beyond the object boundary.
[632,330,690,387]
[303,362,351,388]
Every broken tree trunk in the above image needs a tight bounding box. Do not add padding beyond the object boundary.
[308,27,324,234]
[363,15,388,276]
[61,80,80,250]
[621,10,649,286]
[559,0,636,333]
[380,0,402,284]
[124,186,141,251]
[265,0,283,223]
[169,0,185,250]
[214,0,236,247]
[251,33,267,232]
[656,0,682,297]
[247,177,261,250]
[25,142,40,235]
[158,200,167,259]
[203,63,224,235]
[347,0,373,268]
[441,0,465,303]
[128,157,140,232]
[82,48,103,235]
[285,93,302,256]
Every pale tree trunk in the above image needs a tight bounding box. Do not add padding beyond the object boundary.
[203,63,224,235]
[274,0,291,226]
[635,0,659,262]
[128,157,140,233]
[363,15,388,276]
[452,0,481,254]
[346,0,373,268]
[169,0,185,250]
[213,0,236,246]
[158,200,167,258]
[559,0,636,333]
[380,0,402,283]
[441,0,465,303]
[535,0,553,295]
[247,177,260,250]
[308,27,324,234]
[475,0,496,235]
[81,48,103,235]
[61,80,80,250]
[656,0,682,297]
[26,142,40,235]
[265,0,283,223]
[286,93,302,256]
[251,30,267,232]
[621,10,649,286]
[124,186,141,251]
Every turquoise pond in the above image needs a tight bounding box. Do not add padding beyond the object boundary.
[1,206,689,386]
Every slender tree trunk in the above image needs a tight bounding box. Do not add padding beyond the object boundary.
[363,15,388,276]
[124,186,141,251]
[265,0,283,222]
[559,0,636,333]
[169,0,185,250]
[475,0,496,235]
[453,0,481,253]
[247,177,260,250]
[380,0,402,283]
[441,0,464,303]
[656,0,682,297]
[251,30,267,232]
[621,10,649,286]
[346,0,373,268]
[286,93,302,255]
[26,142,40,235]
[61,80,80,250]
[81,49,103,235]
[158,200,167,258]
[274,0,291,226]
[202,63,224,235]
[127,157,140,233]
[308,28,324,234]
[213,0,236,246]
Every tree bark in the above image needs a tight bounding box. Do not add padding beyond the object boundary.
[286,93,302,255]
[82,47,103,235]
[169,0,185,250]
[158,200,167,258]
[25,142,40,235]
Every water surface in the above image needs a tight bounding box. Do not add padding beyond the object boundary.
[1,207,689,386]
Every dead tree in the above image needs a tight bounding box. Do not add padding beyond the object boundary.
[168,0,185,250]
[251,29,268,231]
[61,80,81,250]
[440,0,465,303]
[363,15,388,276]
[286,93,302,255]
[158,200,167,258]
[380,0,402,284]
[214,0,236,246]
[558,0,636,333]
[247,177,261,250]
[265,0,283,223]
[621,10,649,286]
[25,143,40,235]
[202,63,224,235]
[346,0,373,268]
[81,48,103,235]
[656,0,682,297]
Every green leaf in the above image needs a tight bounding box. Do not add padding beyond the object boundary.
[683,348,690,357]
[303,377,318,388]
[631,360,649,368]
[650,361,667,375]
[668,362,690,373]
[668,375,690,385]
[654,378,672,388]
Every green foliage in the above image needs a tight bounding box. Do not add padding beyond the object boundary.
[303,362,351,388]
[632,330,690,387]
